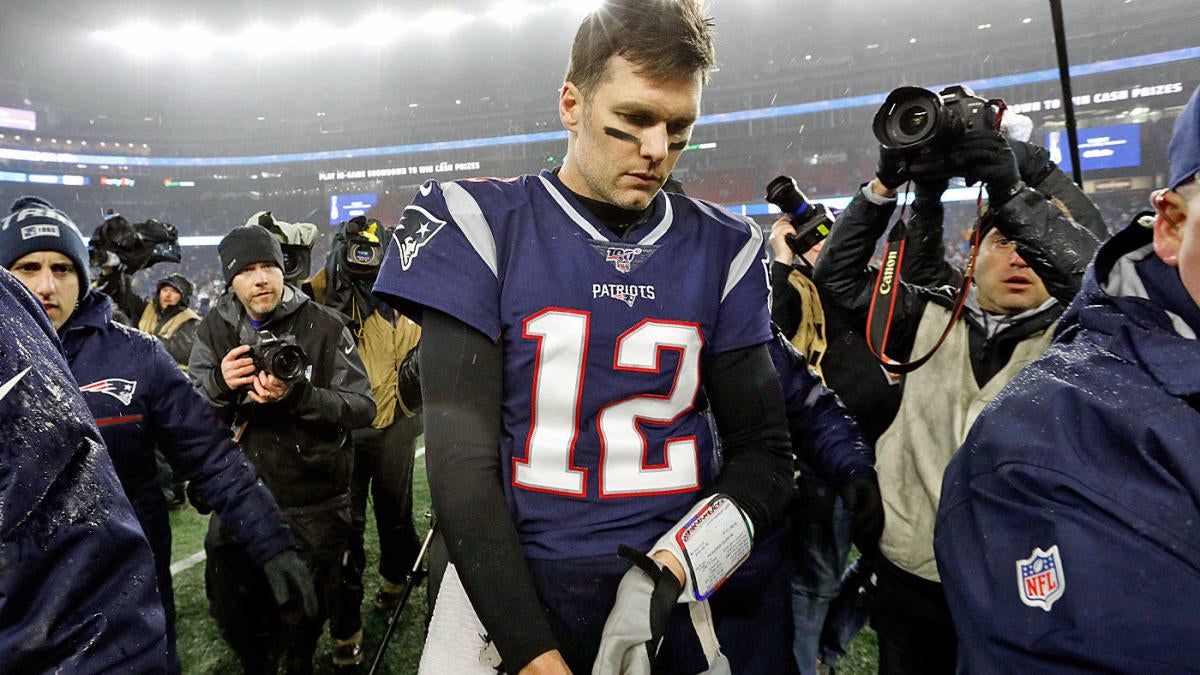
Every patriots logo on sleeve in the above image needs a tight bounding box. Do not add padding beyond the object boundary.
[395,205,447,271]
[81,378,137,405]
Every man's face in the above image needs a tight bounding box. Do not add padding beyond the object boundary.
[973,229,1051,314]
[558,55,701,211]
[158,284,182,308]
[1153,181,1200,307]
[230,261,283,321]
[9,251,80,330]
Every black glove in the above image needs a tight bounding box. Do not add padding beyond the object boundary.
[398,344,422,413]
[262,549,319,618]
[1008,139,1055,188]
[910,176,949,213]
[876,146,909,190]
[951,131,1024,206]
[840,476,884,557]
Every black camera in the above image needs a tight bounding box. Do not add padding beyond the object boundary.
[341,216,387,280]
[765,175,835,256]
[872,84,1000,155]
[89,211,182,273]
[248,331,308,385]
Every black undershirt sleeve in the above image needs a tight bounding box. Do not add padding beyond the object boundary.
[419,309,557,671]
[703,343,794,534]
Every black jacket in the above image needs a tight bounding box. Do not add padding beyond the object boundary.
[813,184,1099,386]
[189,285,376,508]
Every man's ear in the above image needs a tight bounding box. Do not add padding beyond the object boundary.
[560,82,583,132]
[1152,189,1187,266]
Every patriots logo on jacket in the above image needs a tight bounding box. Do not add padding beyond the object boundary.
[81,378,137,405]
[1016,545,1064,611]
[395,205,447,271]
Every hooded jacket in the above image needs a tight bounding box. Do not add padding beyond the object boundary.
[189,285,375,508]
[138,275,201,369]
[935,219,1200,672]
[0,270,168,672]
[61,289,296,566]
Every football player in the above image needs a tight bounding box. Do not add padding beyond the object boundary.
[374,2,792,673]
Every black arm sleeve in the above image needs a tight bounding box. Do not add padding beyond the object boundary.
[769,260,803,338]
[703,343,793,535]
[420,309,558,671]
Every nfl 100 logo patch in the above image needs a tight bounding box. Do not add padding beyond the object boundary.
[1016,544,1064,611]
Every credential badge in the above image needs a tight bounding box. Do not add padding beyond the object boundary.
[1017,544,1064,611]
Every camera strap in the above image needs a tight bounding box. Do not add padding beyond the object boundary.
[866,199,983,374]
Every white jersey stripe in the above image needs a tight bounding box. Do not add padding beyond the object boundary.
[638,194,673,246]
[442,182,500,278]
[536,174,609,240]
[722,218,765,302]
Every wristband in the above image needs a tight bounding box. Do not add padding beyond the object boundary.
[649,494,754,602]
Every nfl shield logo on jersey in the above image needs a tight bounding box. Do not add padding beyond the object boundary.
[1016,544,1064,611]
[396,205,447,271]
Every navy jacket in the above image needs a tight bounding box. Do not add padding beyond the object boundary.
[62,290,295,566]
[935,220,1200,672]
[766,324,874,486]
[0,270,167,672]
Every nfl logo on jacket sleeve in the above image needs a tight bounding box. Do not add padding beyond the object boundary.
[1016,545,1065,611]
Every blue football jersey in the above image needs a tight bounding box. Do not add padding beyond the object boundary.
[374,169,771,559]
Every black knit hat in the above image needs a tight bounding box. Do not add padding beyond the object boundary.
[156,273,193,306]
[217,225,284,286]
[0,196,91,288]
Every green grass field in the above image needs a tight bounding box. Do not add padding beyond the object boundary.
[171,455,879,673]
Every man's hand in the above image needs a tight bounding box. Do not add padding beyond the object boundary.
[840,475,884,558]
[220,344,257,390]
[768,217,798,263]
[876,145,909,190]
[262,549,318,618]
[592,546,684,675]
[519,650,573,675]
[247,370,290,404]
[951,131,1023,206]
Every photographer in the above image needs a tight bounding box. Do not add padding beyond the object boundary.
[189,223,375,673]
[767,176,947,674]
[812,123,1100,672]
[0,197,314,674]
[313,215,424,670]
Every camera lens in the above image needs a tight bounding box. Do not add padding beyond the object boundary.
[898,106,930,136]
[873,86,943,150]
[269,346,306,383]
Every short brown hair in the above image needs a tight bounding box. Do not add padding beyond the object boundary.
[564,0,715,99]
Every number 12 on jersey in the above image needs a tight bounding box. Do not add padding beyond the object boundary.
[515,309,703,498]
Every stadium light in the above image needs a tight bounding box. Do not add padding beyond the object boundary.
[237,23,287,57]
[176,24,219,58]
[291,19,338,51]
[420,9,473,34]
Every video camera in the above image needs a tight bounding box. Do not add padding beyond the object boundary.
[765,175,835,256]
[872,84,1001,158]
[338,215,388,281]
[89,210,182,273]
[248,331,308,385]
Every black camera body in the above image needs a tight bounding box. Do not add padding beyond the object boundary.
[765,175,835,256]
[873,84,999,155]
[89,212,182,273]
[248,331,308,385]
